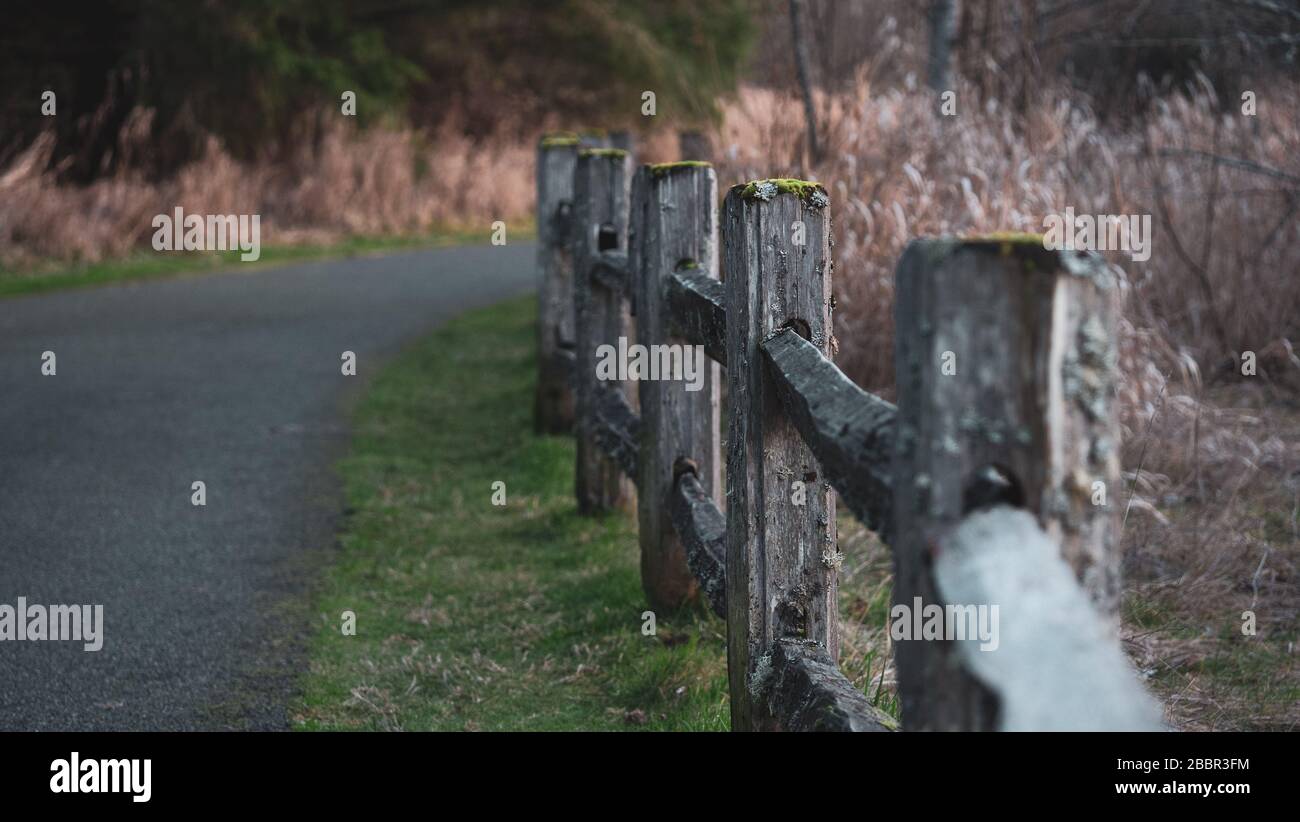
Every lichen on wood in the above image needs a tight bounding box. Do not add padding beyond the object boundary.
[763,640,898,732]
[648,160,712,178]
[737,178,829,208]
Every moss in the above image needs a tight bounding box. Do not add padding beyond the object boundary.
[738,178,829,207]
[958,233,1066,273]
[963,231,1046,248]
[648,161,711,179]
[578,148,628,159]
[962,233,1047,267]
[540,132,580,149]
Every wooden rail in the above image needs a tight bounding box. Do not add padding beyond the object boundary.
[535,137,1163,732]
[933,506,1162,730]
[762,329,896,540]
[669,461,726,619]
[665,273,727,366]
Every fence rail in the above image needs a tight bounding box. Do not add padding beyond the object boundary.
[665,272,727,365]
[534,133,1164,732]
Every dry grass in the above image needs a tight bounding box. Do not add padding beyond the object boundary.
[5,59,1297,728]
[0,111,537,268]
[714,75,1300,397]
[710,69,1299,728]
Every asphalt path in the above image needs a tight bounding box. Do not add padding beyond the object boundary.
[0,243,535,729]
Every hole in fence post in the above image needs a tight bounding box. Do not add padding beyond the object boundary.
[554,201,572,236]
[672,456,699,480]
[781,318,812,341]
[597,223,618,251]
[961,464,1024,514]
[674,258,698,273]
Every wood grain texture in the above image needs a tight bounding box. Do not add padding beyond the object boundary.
[764,640,898,732]
[670,467,727,618]
[891,238,1122,730]
[589,250,629,296]
[762,329,896,539]
[572,150,636,515]
[723,182,837,732]
[629,163,721,610]
[666,272,727,366]
[534,140,579,433]
[590,383,640,480]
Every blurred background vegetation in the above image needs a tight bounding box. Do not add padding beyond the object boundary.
[1,0,755,181]
[2,1,1299,730]
[4,0,1298,183]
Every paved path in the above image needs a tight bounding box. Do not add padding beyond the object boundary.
[0,244,535,729]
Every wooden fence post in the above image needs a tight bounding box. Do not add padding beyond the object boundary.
[573,148,636,515]
[891,237,1122,730]
[678,131,711,163]
[609,130,634,157]
[723,179,838,731]
[630,162,720,612]
[534,133,581,434]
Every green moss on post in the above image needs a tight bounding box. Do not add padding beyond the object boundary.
[737,178,829,208]
[578,148,628,159]
[964,231,1045,245]
[960,233,1060,275]
[963,232,1046,253]
[540,132,580,149]
[648,161,712,179]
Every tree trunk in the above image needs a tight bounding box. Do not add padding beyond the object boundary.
[787,0,821,165]
[927,0,958,93]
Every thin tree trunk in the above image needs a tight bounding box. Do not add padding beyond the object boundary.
[788,0,821,164]
[927,0,958,92]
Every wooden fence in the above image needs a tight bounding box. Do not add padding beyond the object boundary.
[534,134,1165,732]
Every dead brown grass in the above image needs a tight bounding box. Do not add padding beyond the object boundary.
[4,61,1297,729]
[712,69,1299,729]
[0,111,537,268]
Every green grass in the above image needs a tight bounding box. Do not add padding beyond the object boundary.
[0,224,534,299]
[294,295,729,731]
[1121,584,1299,730]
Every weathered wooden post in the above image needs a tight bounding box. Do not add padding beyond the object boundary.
[578,130,610,148]
[608,130,634,158]
[534,133,581,434]
[723,179,838,731]
[630,162,720,611]
[678,131,711,163]
[891,237,1122,730]
[573,148,636,514]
